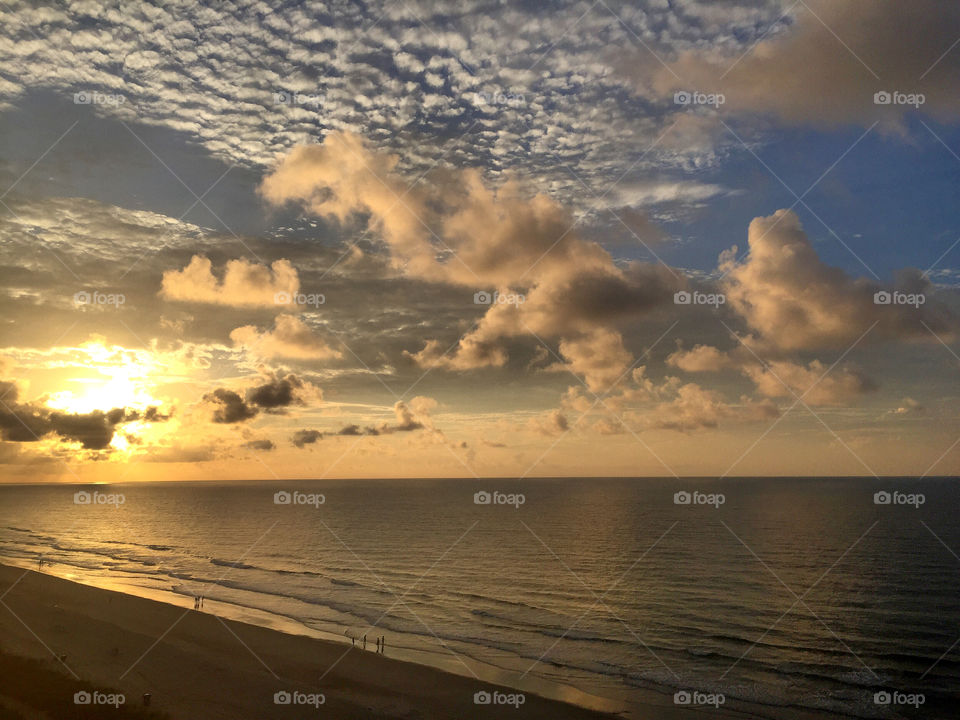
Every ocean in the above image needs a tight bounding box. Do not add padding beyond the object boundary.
[0,477,957,719]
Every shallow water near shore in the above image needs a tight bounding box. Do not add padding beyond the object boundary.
[1,477,957,719]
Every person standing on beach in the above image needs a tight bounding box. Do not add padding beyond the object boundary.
[380,636,385,654]
[362,634,366,650]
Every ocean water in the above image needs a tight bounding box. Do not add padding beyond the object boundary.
[0,477,957,719]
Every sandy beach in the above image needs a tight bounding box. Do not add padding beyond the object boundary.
[0,562,627,719]
[0,561,850,720]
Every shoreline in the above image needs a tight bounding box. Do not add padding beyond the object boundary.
[0,561,848,720]
[0,562,628,719]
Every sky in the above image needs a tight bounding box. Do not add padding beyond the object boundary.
[0,0,958,481]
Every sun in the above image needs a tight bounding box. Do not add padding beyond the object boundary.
[44,342,164,415]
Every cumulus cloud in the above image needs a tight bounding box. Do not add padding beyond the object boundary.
[720,210,954,352]
[550,328,634,394]
[667,344,735,373]
[205,388,258,424]
[668,343,878,407]
[742,359,877,407]
[231,315,342,361]
[529,409,570,436]
[204,372,320,423]
[292,429,323,448]
[331,397,439,438]
[261,133,683,388]
[161,255,299,308]
[652,0,960,130]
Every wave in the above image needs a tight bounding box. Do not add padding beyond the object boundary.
[210,558,255,570]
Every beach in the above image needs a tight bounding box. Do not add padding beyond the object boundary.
[0,561,858,720]
[0,562,626,719]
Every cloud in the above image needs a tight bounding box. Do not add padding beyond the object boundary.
[890,397,926,417]
[244,439,275,451]
[720,210,954,352]
[261,133,682,388]
[742,359,877,407]
[161,255,299,307]
[204,372,319,423]
[668,343,878,407]
[529,409,569,436]
[230,314,342,360]
[667,344,735,373]
[204,388,257,424]
[652,0,960,130]
[292,429,323,447]
[0,382,170,450]
[550,328,634,394]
